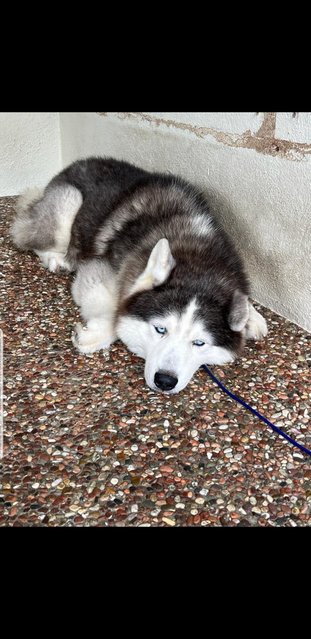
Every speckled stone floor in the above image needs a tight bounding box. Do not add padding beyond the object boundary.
[1,196,310,527]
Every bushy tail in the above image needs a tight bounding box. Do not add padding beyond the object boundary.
[15,187,43,215]
[11,187,44,250]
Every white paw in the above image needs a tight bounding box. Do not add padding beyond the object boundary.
[35,250,71,273]
[72,322,113,354]
[244,308,268,340]
[48,255,71,273]
[48,257,58,272]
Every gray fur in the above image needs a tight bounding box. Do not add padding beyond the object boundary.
[11,184,82,254]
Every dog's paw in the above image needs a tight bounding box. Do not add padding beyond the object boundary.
[48,255,71,273]
[35,250,71,273]
[71,322,112,354]
[244,307,268,341]
[48,257,58,273]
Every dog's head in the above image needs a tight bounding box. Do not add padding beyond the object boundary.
[117,238,249,393]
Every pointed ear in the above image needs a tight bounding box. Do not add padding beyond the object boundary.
[228,290,249,331]
[129,238,176,296]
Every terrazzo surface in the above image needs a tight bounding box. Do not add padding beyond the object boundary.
[1,196,310,527]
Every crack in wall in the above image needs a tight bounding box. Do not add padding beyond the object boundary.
[98,112,311,161]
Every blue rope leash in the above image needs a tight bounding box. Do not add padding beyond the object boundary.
[202,365,311,457]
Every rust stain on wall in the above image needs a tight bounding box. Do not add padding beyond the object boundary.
[97,112,311,161]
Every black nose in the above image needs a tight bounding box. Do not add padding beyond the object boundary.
[154,371,178,391]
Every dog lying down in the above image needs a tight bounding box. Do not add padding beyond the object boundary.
[11,157,268,393]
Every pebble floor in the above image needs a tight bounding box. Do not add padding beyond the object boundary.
[1,196,310,527]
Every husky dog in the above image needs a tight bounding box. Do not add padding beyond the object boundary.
[11,157,267,393]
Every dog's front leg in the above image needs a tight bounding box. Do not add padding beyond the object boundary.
[71,259,118,354]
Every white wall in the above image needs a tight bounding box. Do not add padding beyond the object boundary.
[0,112,61,195]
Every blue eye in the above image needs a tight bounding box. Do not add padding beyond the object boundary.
[193,339,205,347]
[154,326,167,335]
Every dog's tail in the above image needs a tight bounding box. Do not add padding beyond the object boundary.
[15,187,44,216]
[10,184,83,254]
[11,187,45,250]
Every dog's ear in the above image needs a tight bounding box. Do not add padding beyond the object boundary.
[228,290,249,331]
[129,238,176,296]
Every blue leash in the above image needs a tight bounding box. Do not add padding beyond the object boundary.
[203,365,311,457]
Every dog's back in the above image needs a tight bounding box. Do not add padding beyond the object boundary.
[11,157,248,295]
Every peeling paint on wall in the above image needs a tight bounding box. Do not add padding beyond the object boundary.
[98,112,311,161]
[256,112,276,138]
